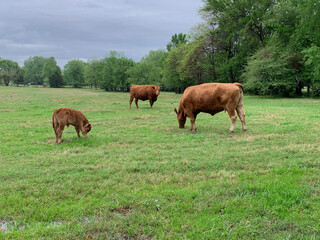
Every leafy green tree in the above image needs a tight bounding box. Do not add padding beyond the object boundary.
[63,60,86,88]
[100,51,134,91]
[201,0,274,83]
[243,45,295,96]
[163,44,190,93]
[42,57,60,86]
[246,0,320,95]
[84,58,103,89]
[127,50,167,86]
[113,57,134,91]
[166,33,188,52]
[11,67,24,86]
[23,56,46,85]
[49,66,64,88]
[0,59,21,86]
[179,37,213,85]
[302,44,320,95]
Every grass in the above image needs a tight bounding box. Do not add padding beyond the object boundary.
[0,86,319,239]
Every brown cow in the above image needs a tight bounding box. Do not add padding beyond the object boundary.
[129,85,161,109]
[174,83,247,132]
[52,108,91,144]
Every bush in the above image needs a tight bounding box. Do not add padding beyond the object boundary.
[243,46,296,96]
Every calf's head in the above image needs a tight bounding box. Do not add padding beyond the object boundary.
[174,108,186,128]
[84,123,92,133]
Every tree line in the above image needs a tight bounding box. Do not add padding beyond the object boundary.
[1,0,319,96]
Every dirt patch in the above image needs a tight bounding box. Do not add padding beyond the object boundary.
[110,206,132,216]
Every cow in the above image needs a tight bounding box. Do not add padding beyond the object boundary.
[52,108,91,144]
[129,85,161,109]
[174,83,247,133]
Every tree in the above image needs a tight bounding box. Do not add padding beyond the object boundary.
[302,44,320,95]
[42,57,60,86]
[201,0,274,83]
[63,60,86,88]
[49,66,64,88]
[100,51,134,91]
[11,67,24,86]
[243,45,295,96]
[163,44,191,93]
[244,0,320,96]
[112,57,134,91]
[166,33,188,52]
[84,58,103,89]
[23,56,46,85]
[0,59,21,86]
[127,50,167,87]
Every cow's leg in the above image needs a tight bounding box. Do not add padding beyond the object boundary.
[227,109,237,132]
[134,98,139,109]
[129,96,134,109]
[236,105,247,131]
[57,123,65,144]
[149,98,154,108]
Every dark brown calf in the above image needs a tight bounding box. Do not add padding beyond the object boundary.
[52,108,91,144]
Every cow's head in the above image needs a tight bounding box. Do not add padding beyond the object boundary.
[174,108,186,128]
[152,86,161,96]
[84,123,92,133]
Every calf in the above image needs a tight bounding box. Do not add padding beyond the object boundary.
[129,85,161,109]
[52,108,91,144]
[174,83,247,132]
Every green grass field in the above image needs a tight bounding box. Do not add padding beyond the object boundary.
[0,86,320,239]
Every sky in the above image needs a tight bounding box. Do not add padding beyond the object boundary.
[0,0,204,68]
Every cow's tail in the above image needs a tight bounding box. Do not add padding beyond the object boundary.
[234,82,243,93]
[234,82,244,106]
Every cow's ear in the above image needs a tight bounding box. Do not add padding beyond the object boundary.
[174,108,178,115]
[86,123,91,128]
[159,86,162,89]
[152,86,155,90]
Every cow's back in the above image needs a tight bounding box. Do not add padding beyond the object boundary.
[130,85,152,100]
[180,83,242,114]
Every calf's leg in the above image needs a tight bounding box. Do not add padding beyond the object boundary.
[75,127,81,138]
[135,98,139,109]
[236,105,247,131]
[56,123,65,144]
[53,123,59,143]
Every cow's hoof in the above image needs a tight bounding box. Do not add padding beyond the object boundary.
[229,130,234,133]
[243,128,248,132]
[191,130,197,134]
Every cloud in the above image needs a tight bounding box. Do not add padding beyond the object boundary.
[0,0,203,67]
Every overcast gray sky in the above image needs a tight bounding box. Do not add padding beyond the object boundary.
[0,0,203,68]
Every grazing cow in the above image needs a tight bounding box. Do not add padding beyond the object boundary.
[129,85,161,109]
[174,83,247,132]
[52,108,91,144]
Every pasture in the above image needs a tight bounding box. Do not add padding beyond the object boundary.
[0,86,320,239]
